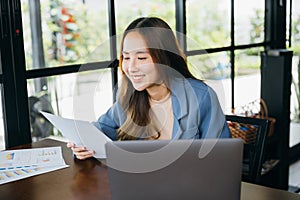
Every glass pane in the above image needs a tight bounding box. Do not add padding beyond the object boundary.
[27,69,113,141]
[115,0,175,52]
[188,52,231,80]
[235,0,264,45]
[0,86,5,150]
[187,52,231,113]
[186,0,231,50]
[21,0,109,69]
[289,0,300,147]
[290,0,300,122]
[234,48,262,114]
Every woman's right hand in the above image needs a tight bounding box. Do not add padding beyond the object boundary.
[66,142,95,160]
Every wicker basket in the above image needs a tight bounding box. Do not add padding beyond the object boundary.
[228,121,258,144]
[232,98,276,137]
[256,99,276,137]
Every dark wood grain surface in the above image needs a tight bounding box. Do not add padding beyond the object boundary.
[0,138,299,200]
[0,139,111,200]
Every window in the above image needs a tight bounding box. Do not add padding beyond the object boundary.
[20,0,113,142]
[1,0,273,147]
[186,0,265,114]
[27,70,113,141]
[289,0,300,148]
[186,0,230,50]
[234,48,262,110]
[21,0,110,69]
[187,52,231,112]
[234,0,265,45]
[115,0,175,54]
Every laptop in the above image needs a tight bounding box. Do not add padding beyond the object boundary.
[105,138,243,200]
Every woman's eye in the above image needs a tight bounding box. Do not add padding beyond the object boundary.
[138,57,147,60]
[123,57,130,60]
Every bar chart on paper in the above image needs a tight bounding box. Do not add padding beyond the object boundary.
[0,146,68,184]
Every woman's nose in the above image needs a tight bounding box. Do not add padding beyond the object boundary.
[128,59,138,72]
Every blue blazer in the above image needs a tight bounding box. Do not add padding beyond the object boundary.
[93,78,231,140]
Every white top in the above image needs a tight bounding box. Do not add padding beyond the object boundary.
[149,92,174,140]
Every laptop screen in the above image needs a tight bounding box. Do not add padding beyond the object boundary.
[105,138,243,200]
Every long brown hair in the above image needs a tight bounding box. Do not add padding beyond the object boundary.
[117,17,195,140]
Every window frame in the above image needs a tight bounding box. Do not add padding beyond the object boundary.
[0,0,285,148]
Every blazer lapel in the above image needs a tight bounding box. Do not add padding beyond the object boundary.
[171,78,189,139]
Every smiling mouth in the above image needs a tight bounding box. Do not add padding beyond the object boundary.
[131,74,145,80]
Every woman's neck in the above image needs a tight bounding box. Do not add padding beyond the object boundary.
[147,84,170,101]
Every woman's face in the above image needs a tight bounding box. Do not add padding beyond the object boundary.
[122,32,161,92]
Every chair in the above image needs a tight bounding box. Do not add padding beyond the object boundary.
[225,115,271,184]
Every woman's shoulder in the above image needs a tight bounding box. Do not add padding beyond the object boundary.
[185,78,210,92]
[171,77,217,99]
[171,77,208,91]
[184,78,219,101]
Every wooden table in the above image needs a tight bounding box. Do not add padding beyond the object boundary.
[0,139,299,200]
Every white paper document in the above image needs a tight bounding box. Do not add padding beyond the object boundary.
[0,146,68,185]
[41,111,112,158]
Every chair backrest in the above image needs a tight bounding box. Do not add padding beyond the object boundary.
[225,115,270,184]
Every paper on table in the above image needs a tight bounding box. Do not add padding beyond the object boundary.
[0,146,66,170]
[41,111,112,159]
[0,146,69,185]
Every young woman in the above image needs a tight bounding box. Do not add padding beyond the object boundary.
[67,17,231,160]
